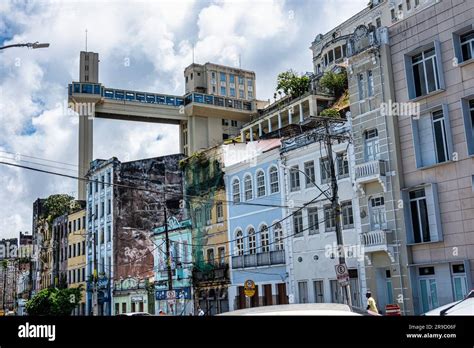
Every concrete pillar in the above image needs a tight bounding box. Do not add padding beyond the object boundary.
[249,126,254,141]
[268,118,272,132]
[288,109,292,124]
[258,123,262,137]
[299,103,304,123]
[78,113,93,200]
[240,129,245,142]
[309,97,317,117]
[278,112,282,129]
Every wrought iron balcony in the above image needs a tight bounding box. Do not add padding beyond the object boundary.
[231,250,285,269]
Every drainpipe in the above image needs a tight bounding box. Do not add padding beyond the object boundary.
[378,46,407,315]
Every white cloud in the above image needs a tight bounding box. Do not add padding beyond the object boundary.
[0,0,368,239]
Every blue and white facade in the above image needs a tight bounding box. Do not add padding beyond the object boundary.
[85,158,117,316]
[224,140,290,310]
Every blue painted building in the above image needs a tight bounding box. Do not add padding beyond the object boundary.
[224,140,290,310]
[153,217,193,315]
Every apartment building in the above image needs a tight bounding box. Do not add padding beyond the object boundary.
[389,0,474,314]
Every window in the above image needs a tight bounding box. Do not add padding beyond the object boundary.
[290,165,300,191]
[409,188,430,243]
[336,153,349,178]
[230,88,235,97]
[107,199,111,214]
[358,73,365,100]
[229,74,235,83]
[298,281,309,303]
[415,0,419,6]
[304,161,315,187]
[406,0,411,11]
[238,76,244,85]
[244,175,253,200]
[260,225,269,252]
[100,202,104,217]
[324,205,336,231]
[406,43,443,99]
[334,46,342,60]
[462,99,474,156]
[239,90,244,98]
[367,70,374,97]
[460,31,474,62]
[330,280,343,303]
[364,129,379,161]
[293,211,303,237]
[269,167,279,193]
[248,90,253,99]
[256,170,266,197]
[313,280,324,303]
[216,202,224,222]
[370,196,387,230]
[77,218,81,230]
[232,179,240,203]
[95,179,98,192]
[207,248,215,263]
[247,78,253,87]
[328,50,334,63]
[235,230,244,255]
[308,207,319,235]
[248,228,256,254]
[205,205,212,225]
[274,222,284,251]
[376,17,381,28]
[390,9,396,22]
[220,86,226,96]
[195,208,202,226]
[411,106,452,168]
[106,225,111,242]
[218,247,226,265]
[231,120,238,127]
[320,157,330,184]
[341,201,354,229]
[220,72,226,82]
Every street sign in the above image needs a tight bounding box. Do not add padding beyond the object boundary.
[166,290,176,300]
[335,263,350,286]
[244,279,256,297]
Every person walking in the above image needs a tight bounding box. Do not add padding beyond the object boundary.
[366,291,379,314]
[197,306,204,316]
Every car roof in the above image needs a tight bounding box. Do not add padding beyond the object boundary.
[424,291,474,316]
[219,303,361,316]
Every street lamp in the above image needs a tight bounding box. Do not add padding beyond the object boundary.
[0,42,50,50]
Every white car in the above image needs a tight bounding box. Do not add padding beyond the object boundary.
[219,303,365,316]
[117,312,152,316]
[424,290,474,316]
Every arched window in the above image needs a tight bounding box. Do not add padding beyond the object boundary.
[248,227,256,254]
[232,179,240,203]
[244,175,253,201]
[256,170,266,197]
[274,222,284,251]
[235,230,244,256]
[269,166,279,193]
[260,224,269,253]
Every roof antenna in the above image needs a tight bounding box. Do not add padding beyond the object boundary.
[85,29,88,51]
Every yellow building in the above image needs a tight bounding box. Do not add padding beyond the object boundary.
[67,206,87,315]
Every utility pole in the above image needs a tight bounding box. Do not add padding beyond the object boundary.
[163,189,174,314]
[323,118,352,308]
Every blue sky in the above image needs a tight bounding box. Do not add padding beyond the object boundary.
[0,0,367,239]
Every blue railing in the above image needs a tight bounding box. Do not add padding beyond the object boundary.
[69,83,253,111]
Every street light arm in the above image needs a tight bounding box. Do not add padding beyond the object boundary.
[281,165,331,200]
[0,42,50,50]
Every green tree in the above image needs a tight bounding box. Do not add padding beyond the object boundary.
[43,194,76,223]
[25,286,83,316]
[276,70,311,98]
[319,70,348,98]
[319,108,341,118]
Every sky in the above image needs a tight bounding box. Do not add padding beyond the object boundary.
[0,0,367,239]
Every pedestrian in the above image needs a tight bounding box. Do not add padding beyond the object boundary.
[158,309,165,316]
[197,306,204,316]
[366,291,379,314]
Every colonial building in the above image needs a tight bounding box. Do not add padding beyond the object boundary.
[224,139,290,310]
[67,204,87,315]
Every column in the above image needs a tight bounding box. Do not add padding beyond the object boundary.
[299,103,304,123]
[258,123,262,137]
[240,129,245,142]
[249,126,254,141]
[278,112,282,129]
[288,109,292,124]
[309,97,317,117]
[268,118,272,132]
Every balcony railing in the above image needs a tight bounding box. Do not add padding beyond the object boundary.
[184,92,253,111]
[355,160,386,181]
[360,229,392,253]
[232,250,285,269]
[193,263,229,283]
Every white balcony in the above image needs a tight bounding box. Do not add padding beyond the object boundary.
[354,160,387,194]
[360,229,393,253]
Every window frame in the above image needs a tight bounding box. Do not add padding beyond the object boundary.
[307,207,319,235]
[404,41,445,100]
[290,165,301,192]
[269,166,279,194]
[304,161,316,188]
[256,170,266,197]
[244,174,253,201]
[341,201,354,229]
[232,178,241,203]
